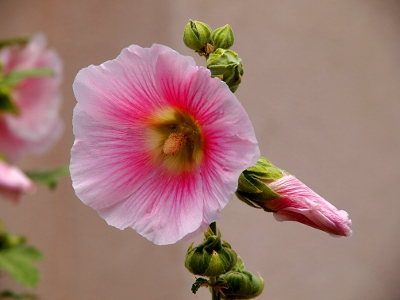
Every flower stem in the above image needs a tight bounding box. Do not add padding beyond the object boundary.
[209,276,220,300]
[208,222,220,300]
[209,222,217,235]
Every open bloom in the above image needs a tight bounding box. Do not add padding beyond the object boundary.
[0,34,63,162]
[70,44,259,245]
[0,160,35,203]
[236,157,352,237]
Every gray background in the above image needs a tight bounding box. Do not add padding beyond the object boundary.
[1,1,399,299]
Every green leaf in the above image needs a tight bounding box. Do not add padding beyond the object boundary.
[0,247,42,288]
[1,69,54,87]
[0,290,38,299]
[191,278,209,294]
[25,166,70,190]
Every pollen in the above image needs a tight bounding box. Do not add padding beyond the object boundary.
[163,132,187,156]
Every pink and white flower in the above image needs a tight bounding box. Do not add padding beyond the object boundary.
[70,44,259,245]
[0,160,35,203]
[0,33,63,162]
[265,175,352,237]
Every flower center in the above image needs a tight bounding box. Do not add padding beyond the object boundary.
[146,108,204,172]
[163,132,187,156]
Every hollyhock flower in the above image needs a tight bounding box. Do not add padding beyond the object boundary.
[70,44,259,245]
[0,160,35,203]
[0,33,63,162]
[236,157,352,237]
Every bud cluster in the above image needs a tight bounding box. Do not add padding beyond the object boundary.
[185,227,237,277]
[185,225,264,299]
[183,20,243,93]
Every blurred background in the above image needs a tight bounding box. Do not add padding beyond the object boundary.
[1,0,400,299]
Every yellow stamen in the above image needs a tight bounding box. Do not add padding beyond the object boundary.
[163,132,187,156]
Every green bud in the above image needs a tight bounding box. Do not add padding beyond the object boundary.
[212,25,234,49]
[185,227,237,277]
[206,49,244,92]
[217,257,264,299]
[236,157,285,211]
[183,20,212,52]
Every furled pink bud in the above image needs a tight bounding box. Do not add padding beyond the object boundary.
[236,157,352,237]
[0,160,36,203]
[265,174,352,237]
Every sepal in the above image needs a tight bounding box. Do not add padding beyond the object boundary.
[1,68,55,87]
[0,36,29,51]
[0,88,19,115]
[0,68,54,115]
[236,157,284,211]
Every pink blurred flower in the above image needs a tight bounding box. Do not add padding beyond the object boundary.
[0,33,63,162]
[265,174,352,237]
[70,44,259,245]
[0,160,35,203]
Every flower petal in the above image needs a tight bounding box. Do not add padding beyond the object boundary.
[268,175,352,237]
[71,44,260,244]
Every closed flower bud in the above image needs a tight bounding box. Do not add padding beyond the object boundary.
[236,157,353,237]
[185,227,237,277]
[217,257,264,299]
[206,49,243,92]
[212,25,234,49]
[0,160,36,203]
[183,20,212,52]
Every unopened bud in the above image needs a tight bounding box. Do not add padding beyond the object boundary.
[236,157,353,237]
[212,25,234,49]
[183,20,212,52]
[206,49,243,92]
[185,227,237,277]
[217,257,264,300]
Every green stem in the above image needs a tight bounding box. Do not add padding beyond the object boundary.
[208,222,220,300]
[209,276,220,300]
[212,287,220,300]
[209,222,217,235]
